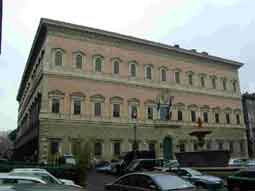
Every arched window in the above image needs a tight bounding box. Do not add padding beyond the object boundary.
[95,57,102,72]
[161,69,166,82]
[145,66,152,80]
[76,54,83,69]
[55,51,63,66]
[130,63,137,77]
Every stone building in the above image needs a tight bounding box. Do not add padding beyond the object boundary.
[15,18,247,162]
[242,93,255,158]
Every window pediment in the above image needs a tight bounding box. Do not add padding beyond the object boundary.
[127,98,140,104]
[188,104,198,110]
[110,96,124,104]
[186,71,194,75]
[70,92,85,97]
[144,99,156,105]
[73,50,85,56]
[90,94,105,102]
[212,107,221,112]
[224,107,232,113]
[200,105,210,111]
[111,57,122,62]
[48,89,65,96]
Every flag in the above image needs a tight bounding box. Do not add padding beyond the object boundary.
[0,0,2,54]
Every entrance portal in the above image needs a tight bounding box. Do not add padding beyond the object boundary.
[163,136,173,160]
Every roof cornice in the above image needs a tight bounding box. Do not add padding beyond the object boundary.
[42,18,244,67]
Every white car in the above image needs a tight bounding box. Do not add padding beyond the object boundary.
[9,168,81,188]
[0,174,46,185]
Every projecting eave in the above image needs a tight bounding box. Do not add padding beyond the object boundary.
[16,20,47,101]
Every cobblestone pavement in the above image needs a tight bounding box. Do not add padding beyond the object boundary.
[86,169,117,191]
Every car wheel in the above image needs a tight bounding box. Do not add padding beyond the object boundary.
[195,182,207,189]
[228,186,241,191]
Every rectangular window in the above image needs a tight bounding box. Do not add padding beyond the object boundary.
[203,112,208,123]
[201,76,205,87]
[161,69,166,82]
[160,107,169,121]
[194,142,198,151]
[240,141,245,153]
[175,72,180,84]
[113,104,120,118]
[206,142,211,150]
[188,74,193,86]
[73,100,81,115]
[178,110,183,121]
[215,113,219,123]
[147,107,153,120]
[94,103,101,117]
[113,142,121,156]
[50,141,59,155]
[113,62,119,74]
[149,143,155,151]
[180,143,185,152]
[191,111,196,122]
[131,105,138,119]
[236,114,240,124]
[229,142,234,153]
[131,64,136,77]
[223,80,226,90]
[94,142,102,156]
[226,113,230,124]
[233,82,237,92]
[72,141,81,156]
[218,142,223,150]
[212,78,216,89]
[52,98,60,113]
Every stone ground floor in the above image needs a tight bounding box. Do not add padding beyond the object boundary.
[36,118,248,163]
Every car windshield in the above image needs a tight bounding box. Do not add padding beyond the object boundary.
[153,175,194,190]
[185,168,202,176]
[126,160,139,171]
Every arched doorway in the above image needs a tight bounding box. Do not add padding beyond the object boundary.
[163,136,173,160]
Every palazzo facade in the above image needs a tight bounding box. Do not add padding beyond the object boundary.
[15,18,247,162]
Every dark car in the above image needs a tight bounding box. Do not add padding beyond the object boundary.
[227,167,255,191]
[104,172,201,191]
[122,159,164,174]
[168,168,224,191]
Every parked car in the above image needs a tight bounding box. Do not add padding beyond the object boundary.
[104,172,201,191]
[246,159,255,167]
[167,168,224,191]
[9,168,81,188]
[0,174,46,185]
[227,167,255,191]
[122,159,164,174]
[228,158,248,167]
[0,183,85,191]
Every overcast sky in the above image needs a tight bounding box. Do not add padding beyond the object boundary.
[0,0,254,131]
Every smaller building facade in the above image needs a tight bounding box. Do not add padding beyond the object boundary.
[242,93,255,157]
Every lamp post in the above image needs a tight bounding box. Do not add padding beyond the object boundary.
[131,107,138,159]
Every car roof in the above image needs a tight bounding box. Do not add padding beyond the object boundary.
[0,184,84,191]
[0,175,46,183]
[11,168,48,173]
[124,171,176,177]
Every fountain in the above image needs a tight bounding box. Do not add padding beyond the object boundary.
[176,117,230,167]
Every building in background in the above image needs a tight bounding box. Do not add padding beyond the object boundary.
[242,93,255,158]
[15,18,247,163]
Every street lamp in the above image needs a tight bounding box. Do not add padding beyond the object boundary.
[131,107,138,159]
